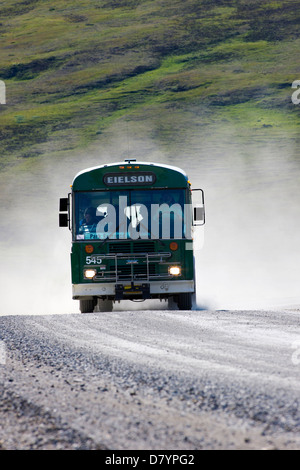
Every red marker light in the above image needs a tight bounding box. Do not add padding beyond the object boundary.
[169,242,178,251]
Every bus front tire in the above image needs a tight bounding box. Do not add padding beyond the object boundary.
[79,299,96,314]
[177,293,192,310]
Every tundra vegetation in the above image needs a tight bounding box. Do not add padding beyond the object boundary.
[0,0,299,172]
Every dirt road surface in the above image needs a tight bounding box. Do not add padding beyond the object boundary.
[0,308,299,450]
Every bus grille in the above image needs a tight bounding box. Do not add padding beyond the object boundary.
[93,250,171,282]
[108,242,131,253]
[133,241,155,253]
[117,264,156,279]
[108,241,155,253]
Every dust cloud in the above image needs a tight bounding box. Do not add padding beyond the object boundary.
[0,158,78,316]
[192,137,300,310]
[0,124,300,315]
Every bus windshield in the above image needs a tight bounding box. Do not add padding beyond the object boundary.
[74,189,191,240]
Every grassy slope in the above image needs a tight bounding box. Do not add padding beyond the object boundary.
[0,0,300,170]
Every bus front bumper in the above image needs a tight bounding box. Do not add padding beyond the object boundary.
[72,280,194,300]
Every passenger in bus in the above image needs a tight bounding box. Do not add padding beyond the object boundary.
[79,207,98,234]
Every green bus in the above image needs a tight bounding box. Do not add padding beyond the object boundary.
[59,160,205,313]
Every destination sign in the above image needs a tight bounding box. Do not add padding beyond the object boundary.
[103,172,156,186]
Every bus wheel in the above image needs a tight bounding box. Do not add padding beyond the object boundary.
[97,299,113,312]
[177,293,192,310]
[80,299,96,314]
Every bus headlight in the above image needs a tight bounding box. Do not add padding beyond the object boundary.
[169,266,181,276]
[84,268,97,279]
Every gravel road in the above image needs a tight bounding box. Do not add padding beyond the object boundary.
[0,308,300,450]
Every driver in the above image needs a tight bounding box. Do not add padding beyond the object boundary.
[79,207,97,234]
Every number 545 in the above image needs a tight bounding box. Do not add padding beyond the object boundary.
[86,256,102,265]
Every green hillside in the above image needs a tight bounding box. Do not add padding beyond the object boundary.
[0,0,300,170]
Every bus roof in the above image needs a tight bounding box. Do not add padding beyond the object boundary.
[72,161,190,191]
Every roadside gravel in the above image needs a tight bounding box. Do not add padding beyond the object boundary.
[0,309,299,450]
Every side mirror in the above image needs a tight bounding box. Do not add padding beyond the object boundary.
[59,213,68,227]
[59,198,69,212]
[194,206,204,222]
[59,196,70,228]
[191,188,205,226]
